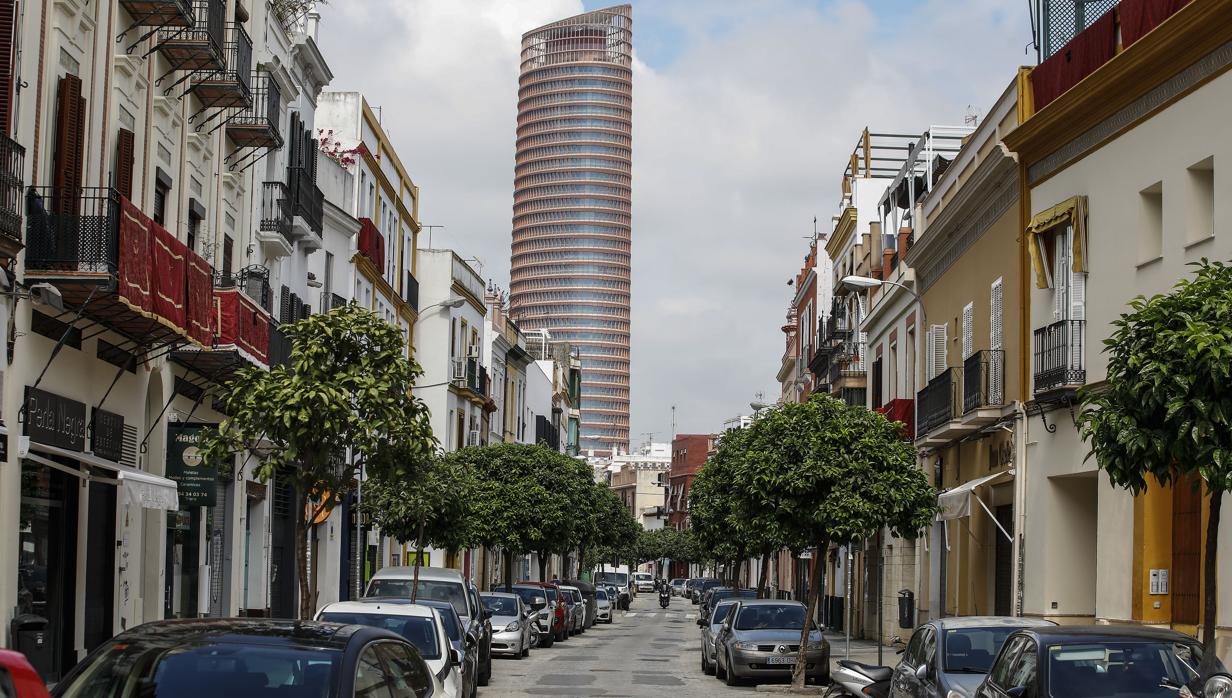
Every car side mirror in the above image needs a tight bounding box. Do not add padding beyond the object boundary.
[483,609,493,621]
[450,648,462,666]
[696,618,706,627]
[465,632,477,649]
[915,664,929,680]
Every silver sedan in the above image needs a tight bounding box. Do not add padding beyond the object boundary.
[480,592,534,658]
[714,599,830,687]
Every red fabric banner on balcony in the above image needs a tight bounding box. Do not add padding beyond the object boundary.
[358,217,385,272]
[1030,9,1117,110]
[151,222,187,329]
[185,250,214,347]
[1120,0,1191,47]
[215,288,270,365]
[117,196,152,313]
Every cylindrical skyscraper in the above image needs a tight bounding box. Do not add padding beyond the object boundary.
[510,5,632,457]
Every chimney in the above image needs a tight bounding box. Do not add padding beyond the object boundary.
[898,227,912,258]
[882,248,895,279]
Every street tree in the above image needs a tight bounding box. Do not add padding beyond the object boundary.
[360,455,475,601]
[736,394,935,688]
[448,443,572,589]
[1077,259,1232,675]
[200,304,437,619]
[574,477,639,579]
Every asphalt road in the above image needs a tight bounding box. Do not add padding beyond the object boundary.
[484,593,764,697]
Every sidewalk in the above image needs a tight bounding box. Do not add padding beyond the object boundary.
[822,630,900,668]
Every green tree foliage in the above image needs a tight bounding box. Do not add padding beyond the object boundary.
[719,395,935,687]
[360,456,475,600]
[1078,260,1232,673]
[575,481,639,578]
[200,304,436,618]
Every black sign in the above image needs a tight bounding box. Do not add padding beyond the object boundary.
[91,408,125,462]
[24,386,87,451]
[166,423,218,506]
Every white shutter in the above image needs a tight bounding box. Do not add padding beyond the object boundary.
[929,324,948,379]
[1071,271,1086,321]
[926,328,935,382]
[962,303,974,359]
[1053,227,1070,322]
[990,279,1004,350]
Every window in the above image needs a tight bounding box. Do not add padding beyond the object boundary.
[927,324,947,380]
[1004,639,1038,696]
[1139,181,1163,262]
[990,636,1027,688]
[378,642,432,698]
[871,357,884,409]
[1187,157,1214,245]
[354,644,395,697]
[962,302,974,359]
[187,210,201,253]
[903,627,927,666]
[222,235,234,278]
[1047,226,1086,323]
[906,326,916,396]
[888,342,898,401]
[152,167,172,227]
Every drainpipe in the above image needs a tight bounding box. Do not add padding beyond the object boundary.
[1012,402,1028,617]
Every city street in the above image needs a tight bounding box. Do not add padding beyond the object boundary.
[488,594,756,696]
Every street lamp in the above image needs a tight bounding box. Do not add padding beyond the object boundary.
[839,275,927,328]
[417,296,466,317]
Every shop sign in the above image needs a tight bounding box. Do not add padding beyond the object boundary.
[91,408,125,462]
[166,423,218,506]
[24,386,87,451]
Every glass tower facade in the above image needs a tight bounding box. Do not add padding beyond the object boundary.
[510,5,632,457]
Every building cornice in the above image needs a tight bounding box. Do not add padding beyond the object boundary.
[825,207,857,261]
[1003,0,1232,171]
[792,268,816,308]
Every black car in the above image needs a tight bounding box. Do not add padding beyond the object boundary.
[889,616,1054,698]
[561,579,599,628]
[417,599,481,698]
[974,625,1222,698]
[50,618,438,697]
[692,578,722,604]
[701,587,757,622]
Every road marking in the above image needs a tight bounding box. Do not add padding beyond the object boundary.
[665,613,677,619]
[626,612,638,617]
[686,613,696,619]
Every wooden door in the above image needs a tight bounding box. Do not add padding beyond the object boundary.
[1171,473,1202,625]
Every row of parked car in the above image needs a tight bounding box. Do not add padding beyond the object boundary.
[11,566,624,698]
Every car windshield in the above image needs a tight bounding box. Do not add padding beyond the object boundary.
[634,573,652,581]
[595,572,628,586]
[507,586,548,607]
[1046,641,1209,698]
[596,590,608,600]
[943,627,1019,673]
[481,595,518,617]
[712,603,736,625]
[319,612,441,660]
[366,579,468,617]
[671,579,685,585]
[57,641,339,698]
[734,605,807,631]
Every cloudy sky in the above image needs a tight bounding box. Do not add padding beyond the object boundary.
[316,0,1033,447]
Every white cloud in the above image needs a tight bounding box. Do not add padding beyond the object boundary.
[316,0,1031,445]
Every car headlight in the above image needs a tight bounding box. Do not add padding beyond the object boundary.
[733,641,758,650]
[1206,675,1232,698]
[505,621,521,632]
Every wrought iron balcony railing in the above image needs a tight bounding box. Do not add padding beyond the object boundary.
[288,165,323,235]
[24,187,121,274]
[217,264,273,315]
[403,270,419,311]
[260,181,291,242]
[1034,319,1086,394]
[0,134,26,245]
[917,367,960,437]
[963,349,1006,413]
[226,70,282,149]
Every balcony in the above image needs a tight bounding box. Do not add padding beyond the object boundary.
[24,187,199,346]
[173,281,272,381]
[288,164,323,238]
[916,367,961,442]
[875,398,915,441]
[357,218,385,271]
[257,181,292,255]
[828,360,864,388]
[0,134,26,259]
[217,264,273,315]
[225,70,282,150]
[155,0,224,75]
[403,270,419,311]
[118,0,193,40]
[323,292,346,312]
[963,350,1006,422]
[187,22,252,110]
[1034,320,1085,395]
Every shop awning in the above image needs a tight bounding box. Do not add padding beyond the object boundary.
[10,427,181,511]
[937,469,1014,521]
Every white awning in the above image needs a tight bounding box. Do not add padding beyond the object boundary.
[11,427,181,511]
[937,469,1014,521]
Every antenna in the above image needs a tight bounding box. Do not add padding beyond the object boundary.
[671,405,676,440]
[421,225,445,248]
[964,105,979,127]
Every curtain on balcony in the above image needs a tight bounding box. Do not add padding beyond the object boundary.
[1029,10,1116,110]
[118,196,153,313]
[152,223,187,329]
[186,251,215,347]
[1120,0,1191,48]
[1026,195,1087,289]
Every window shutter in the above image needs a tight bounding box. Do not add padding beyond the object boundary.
[279,284,291,323]
[1053,227,1069,322]
[53,74,86,214]
[1070,271,1086,321]
[0,0,16,134]
[962,303,974,359]
[990,279,1004,350]
[929,324,947,379]
[115,128,135,200]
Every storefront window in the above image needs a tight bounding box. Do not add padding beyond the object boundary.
[18,460,78,682]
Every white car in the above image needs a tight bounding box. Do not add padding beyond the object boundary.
[634,572,655,593]
[316,599,460,697]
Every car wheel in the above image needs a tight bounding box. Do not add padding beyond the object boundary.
[715,653,727,680]
[478,657,491,687]
[539,632,554,648]
[702,651,713,676]
[724,654,740,686]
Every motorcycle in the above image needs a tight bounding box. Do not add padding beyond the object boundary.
[822,659,892,698]
[658,588,670,609]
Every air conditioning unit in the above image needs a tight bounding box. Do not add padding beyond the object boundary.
[467,430,481,446]
[467,345,480,359]
[451,358,467,384]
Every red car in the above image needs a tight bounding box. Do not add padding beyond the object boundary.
[495,582,570,645]
[0,650,51,698]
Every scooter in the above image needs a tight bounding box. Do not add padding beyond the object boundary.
[658,588,670,609]
[822,659,892,697]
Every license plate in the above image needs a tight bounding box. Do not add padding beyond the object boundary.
[767,656,797,665]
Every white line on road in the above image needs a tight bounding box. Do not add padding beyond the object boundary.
[626,612,638,617]
[686,613,696,619]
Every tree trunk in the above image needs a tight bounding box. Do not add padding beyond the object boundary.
[757,548,771,598]
[577,545,587,580]
[1200,487,1223,676]
[537,551,548,582]
[411,517,425,602]
[504,549,515,590]
[792,538,826,689]
[296,492,314,620]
